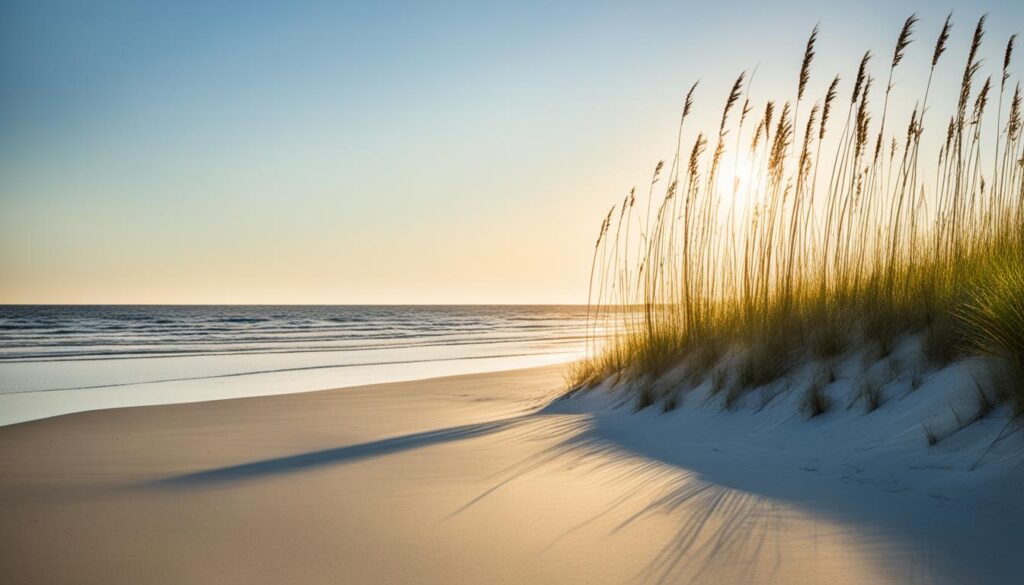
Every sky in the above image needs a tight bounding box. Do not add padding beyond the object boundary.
[1,0,1021,304]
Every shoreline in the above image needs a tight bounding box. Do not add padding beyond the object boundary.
[0,351,577,427]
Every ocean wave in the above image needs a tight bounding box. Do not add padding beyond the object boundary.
[0,306,593,364]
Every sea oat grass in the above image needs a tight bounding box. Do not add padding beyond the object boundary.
[569,14,1024,416]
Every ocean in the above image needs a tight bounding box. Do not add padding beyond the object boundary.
[0,305,589,425]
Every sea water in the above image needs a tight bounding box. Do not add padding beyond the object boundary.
[0,305,590,425]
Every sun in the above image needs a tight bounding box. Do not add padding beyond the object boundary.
[715,150,759,210]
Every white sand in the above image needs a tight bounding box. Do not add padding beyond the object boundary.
[1,363,1021,584]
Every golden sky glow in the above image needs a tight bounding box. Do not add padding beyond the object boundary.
[1,1,1020,303]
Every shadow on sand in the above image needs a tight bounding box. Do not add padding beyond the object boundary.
[149,417,531,487]
[453,402,1019,585]
[145,401,1020,584]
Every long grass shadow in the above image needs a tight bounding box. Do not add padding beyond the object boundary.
[149,417,529,488]
[451,406,1021,584]
[446,421,789,584]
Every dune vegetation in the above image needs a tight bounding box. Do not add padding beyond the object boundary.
[570,14,1024,419]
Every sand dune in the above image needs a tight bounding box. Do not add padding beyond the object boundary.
[1,365,1021,584]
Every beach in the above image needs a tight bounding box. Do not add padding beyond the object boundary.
[6,3,1024,584]
[2,364,1021,585]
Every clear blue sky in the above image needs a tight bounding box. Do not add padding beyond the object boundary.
[1,1,1020,303]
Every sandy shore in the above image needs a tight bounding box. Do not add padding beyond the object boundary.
[1,365,1020,584]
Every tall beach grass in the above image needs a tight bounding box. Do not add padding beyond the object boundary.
[571,14,1024,413]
